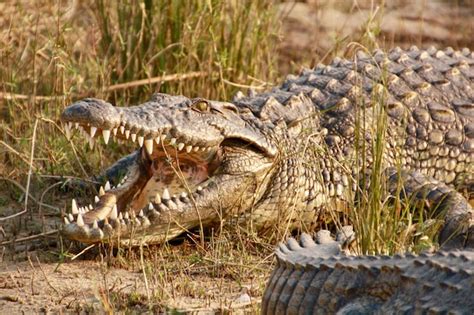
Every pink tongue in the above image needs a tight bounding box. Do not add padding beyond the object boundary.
[83,194,117,224]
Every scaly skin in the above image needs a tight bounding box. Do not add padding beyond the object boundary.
[262,229,474,314]
[60,46,474,246]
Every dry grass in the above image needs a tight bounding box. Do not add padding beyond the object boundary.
[1,0,473,313]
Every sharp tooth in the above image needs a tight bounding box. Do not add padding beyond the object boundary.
[64,123,72,140]
[102,129,111,144]
[160,134,167,142]
[64,217,70,224]
[77,213,84,227]
[193,146,200,152]
[155,135,161,145]
[124,212,129,220]
[197,186,203,191]
[138,136,144,147]
[74,122,79,129]
[110,204,118,220]
[131,133,137,142]
[104,181,111,191]
[148,202,154,210]
[120,126,125,134]
[180,192,187,198]
[207,147,212,151]
[125,130,130,139]
[200,147,207,151]
[170,138,176,145]
[145,139,153,154]
[92,220,98,229]
[185,145,192,153]
[139,209,144,217]
[154,193,161,204]
[112,128,118,136]
[162,188,170,200]
[123,175,128,180]
[89,137,95,150]
[90,126,97,138]
[117,183,121,187]
[94,195,100,203]
[71,199,79,214]
[88,204,93,210]
[68,213,74,222]
[118,212,123,220]
[177,142,185,150]
[99,186,105,196]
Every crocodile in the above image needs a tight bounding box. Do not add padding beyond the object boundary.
[262,228,474,314]
[60,46,474,246]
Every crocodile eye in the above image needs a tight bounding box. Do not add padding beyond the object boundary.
[192,100,210,112]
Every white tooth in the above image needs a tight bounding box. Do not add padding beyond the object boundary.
[90,126,97,138]
[170,138,176,145]
[197,186,203,191]
[99,186,105,196]
[89,137,95,150]
[112,128,118,136]
[185,145,192,153]
[110,204,118,220]
[72,199,79,214]
[131,133,137,142]
[139,209,144,217]
[117,183,121,187]
[88,204,93,210]
[64,217,70,224]
[102,129,111,144]
[138,136,144,147]
[154,193,161,204]
[193,146,200,152]
[177,142,185,151]
[120,126,125,134]
[162,188,170,200]
[125,130,130,139]
[180,192,187,198]
[123,175,128,180]
[105,181,111,191]
[118,212,123,220]
[145,139,153,154]
[160,134,167,142]
[92,220,98,229]
[77,213,84,227]
[148,202,154,210]
[74,122,79,129]
[155,135,161,145]
[94,195,100,203]
[124,212,129,220]
[207,147,212,151]
[64,123,72,140]
[68,213,74,222]
[200,147,207,151]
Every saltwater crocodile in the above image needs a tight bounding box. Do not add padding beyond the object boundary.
[60,46,474,246]
[262,228,474,314]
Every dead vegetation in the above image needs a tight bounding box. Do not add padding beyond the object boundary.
[1,0,473,313]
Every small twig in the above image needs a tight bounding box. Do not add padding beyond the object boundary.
[0,177,59,219]
[0,230,58,246]
[104,71,210,91]
[0,92,65,101]
[222,79,267,90]
[0,118,39,221]
[0,140,37,170]
[35,256,60,294]
[70,244,95,260]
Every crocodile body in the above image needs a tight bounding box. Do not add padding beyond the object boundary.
[60,46,474,246]
[262,230,474,314]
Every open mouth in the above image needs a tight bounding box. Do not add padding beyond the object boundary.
[62,121,223,242]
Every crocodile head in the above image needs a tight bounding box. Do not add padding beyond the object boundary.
[61,93,285,244]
